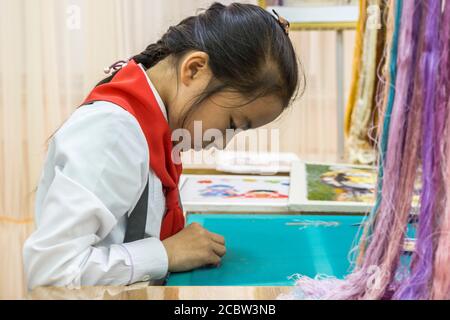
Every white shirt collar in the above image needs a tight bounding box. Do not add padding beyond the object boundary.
[137,63,168,121]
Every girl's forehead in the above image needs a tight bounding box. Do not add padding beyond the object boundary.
[232,95,284,128]
[205,91,283,128]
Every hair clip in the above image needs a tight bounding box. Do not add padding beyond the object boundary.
[103,58,131,74]
[272,9,290,36]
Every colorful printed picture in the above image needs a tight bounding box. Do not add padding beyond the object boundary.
[180,175,291,213]
[306,164,376,202]
[289,161,377,214]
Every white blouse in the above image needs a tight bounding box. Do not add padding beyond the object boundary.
[23,68,173,289]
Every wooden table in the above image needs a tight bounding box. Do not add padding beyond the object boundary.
[28,284,293,300]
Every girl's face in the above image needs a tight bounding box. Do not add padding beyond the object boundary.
[183,93,283,149]
[167,52,285,150]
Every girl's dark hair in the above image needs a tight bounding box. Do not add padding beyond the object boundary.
[98,2,303,126]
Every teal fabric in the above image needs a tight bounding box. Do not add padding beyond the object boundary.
[167,214,365,286]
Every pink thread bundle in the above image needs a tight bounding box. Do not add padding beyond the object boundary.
[282,0,450,300]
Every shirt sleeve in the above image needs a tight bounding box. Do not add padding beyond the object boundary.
[23,103,169,289]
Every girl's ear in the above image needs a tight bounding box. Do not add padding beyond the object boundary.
[180,51,210,86]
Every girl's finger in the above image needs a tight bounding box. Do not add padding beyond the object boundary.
[208,231,225,245]
[211,241,226,257]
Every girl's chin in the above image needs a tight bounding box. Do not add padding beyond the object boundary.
[187,141,224,151]
[203,141,226,151]
[171,141,225,152]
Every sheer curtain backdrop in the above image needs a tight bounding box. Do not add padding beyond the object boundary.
[0,0,354,299]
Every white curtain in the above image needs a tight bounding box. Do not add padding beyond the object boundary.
[0,0,354,298]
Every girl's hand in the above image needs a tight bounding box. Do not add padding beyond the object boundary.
[161,222,226,273]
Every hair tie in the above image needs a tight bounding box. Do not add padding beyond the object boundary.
[272,10,290,36]
[103,58,132,74]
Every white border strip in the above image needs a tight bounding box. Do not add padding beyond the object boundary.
[267,5,359,24]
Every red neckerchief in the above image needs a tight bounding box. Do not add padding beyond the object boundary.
[80,59,184,240]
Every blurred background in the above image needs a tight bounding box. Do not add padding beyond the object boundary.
[0,0,358,298]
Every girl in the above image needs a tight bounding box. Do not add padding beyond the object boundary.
[23,2,300,289]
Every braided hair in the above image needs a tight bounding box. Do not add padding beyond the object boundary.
[97,2,303,126]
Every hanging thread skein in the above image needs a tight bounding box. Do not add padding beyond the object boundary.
[282,0,450,300]
[431,0,450,300]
